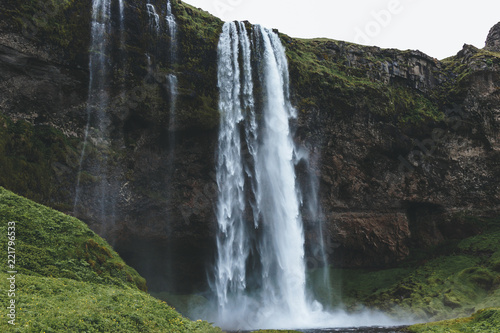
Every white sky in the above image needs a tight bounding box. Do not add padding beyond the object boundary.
[182,0,500,59]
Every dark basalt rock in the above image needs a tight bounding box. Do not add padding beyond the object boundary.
[485,21,500,52]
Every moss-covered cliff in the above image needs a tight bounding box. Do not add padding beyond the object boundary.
[0,0,499,315]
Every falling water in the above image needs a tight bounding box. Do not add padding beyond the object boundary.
[214,21,320,329]
[146,3,160,34]
[166,0,177,63]
[74,0,111,212]
[167,74,178,152]
[215,22,249,319]
[254,24,311,321]
[118,0,125,48]
[212,22,403,330]
[74,0,128,237]
[165,0,178,168]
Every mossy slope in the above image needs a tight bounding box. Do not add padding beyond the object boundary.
[309,215,500,324]
[0,187,221,332]
[408,308,500,333]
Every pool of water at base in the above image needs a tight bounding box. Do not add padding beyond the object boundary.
[227,326,408,333]
[300,326,408,332]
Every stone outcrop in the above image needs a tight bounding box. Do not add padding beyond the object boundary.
[485,21,500,52]
[0,0,499,292]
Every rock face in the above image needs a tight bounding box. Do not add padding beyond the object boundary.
[1,0,499,293]
[485,22,500,52]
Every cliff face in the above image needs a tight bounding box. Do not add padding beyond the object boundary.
[286,38,500,267]
[0,0,499,293]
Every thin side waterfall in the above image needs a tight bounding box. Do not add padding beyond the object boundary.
[146,3,160,35]
[296,146,333,308]
[166,0,177,63]
[167,74,178,155]
[165,0,178,149]
[118,0,125,48]
[74,0,112,213]
[74,0,127,238]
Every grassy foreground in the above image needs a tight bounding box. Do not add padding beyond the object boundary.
[307,214,500,332]
[408,308,500,332]
[0,187,221,332]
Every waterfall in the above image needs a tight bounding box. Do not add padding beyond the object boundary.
[74,0,129,237]
[255,24,309,318]
[74,0,112,213]
[211,21,401,331]
[166,0,177,63]
[167,74,178,153]
[165,0,178,135]
[215,22,249,317]
[118,0,125,48]
[146,3,160,35]
[212,22,333,330]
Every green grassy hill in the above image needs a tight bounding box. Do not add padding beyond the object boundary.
[307,214,500,332]
[0,187,221,332]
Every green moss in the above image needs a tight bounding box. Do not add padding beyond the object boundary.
[408,308,500,333]
[436,47,500,108]
[3,0,91,64]
[314,215,500,322]
[0,187,146,290]
[173,1,222,131]
[0,273,221,332]
[0,187,222,332]
[283,37,443,127]
[0,115,79,211]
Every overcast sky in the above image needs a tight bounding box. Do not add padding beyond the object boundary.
[182,0,500,59]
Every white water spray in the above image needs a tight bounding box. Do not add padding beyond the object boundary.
[74,0,112,212]
[146,3,160,34]
[165,0,178,143]
[118,0,125,48]
[166,0,177,63]
[212,22,405,330]
[215,22,249,318]
[167,74,178,151]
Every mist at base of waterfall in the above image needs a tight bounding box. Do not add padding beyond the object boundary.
[184,295,417,331]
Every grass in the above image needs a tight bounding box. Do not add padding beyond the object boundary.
[282,36,445,126]
[0,187,221,332]
[408,308,500,333]
[308,215,500,325]
[0,186,145,290]
[0,273,220,332]
[0,115,79,212]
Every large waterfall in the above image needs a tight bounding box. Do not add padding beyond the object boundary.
[211,21,402,331]
[213,21,333,330]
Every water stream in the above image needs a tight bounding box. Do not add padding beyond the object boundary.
[213,21,334,330]
[74,0,117,230]
[211,21,409,331]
